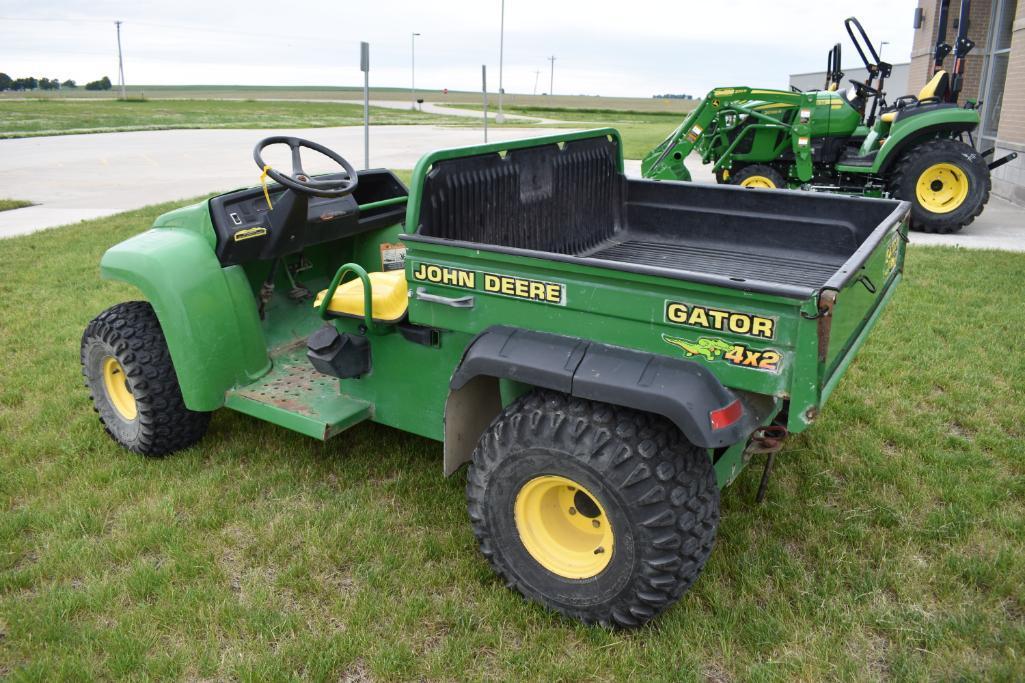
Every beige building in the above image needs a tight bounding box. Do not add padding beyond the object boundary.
[910,0,1025,204]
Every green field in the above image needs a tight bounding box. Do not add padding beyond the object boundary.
[471,105,686,159]
[0,85,700,114]
[0,99,469,139]
[0,199,32,212]
[1,199,1023,680]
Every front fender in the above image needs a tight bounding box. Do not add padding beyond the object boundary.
[101,228,270,411]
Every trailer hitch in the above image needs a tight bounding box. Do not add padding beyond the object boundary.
[744,425,789,504]
[988,151,1018,172]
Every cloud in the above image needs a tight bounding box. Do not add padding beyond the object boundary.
[1,0,917,96]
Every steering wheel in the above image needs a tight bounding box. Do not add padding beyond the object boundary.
[849,79,880,97]
[253,136,358,198]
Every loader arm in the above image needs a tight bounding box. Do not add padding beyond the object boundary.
[641,87,814,182]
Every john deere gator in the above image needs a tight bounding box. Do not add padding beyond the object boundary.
[82,129,908,627]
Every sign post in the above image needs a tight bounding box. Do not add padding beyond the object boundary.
[361,41,370,169]
[482,65,488,143]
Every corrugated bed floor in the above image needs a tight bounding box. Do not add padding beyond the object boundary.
[584,234,844,289]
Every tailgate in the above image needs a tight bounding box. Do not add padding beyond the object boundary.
[818,201,910,402]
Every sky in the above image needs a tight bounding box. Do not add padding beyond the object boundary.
[1,0,917,97]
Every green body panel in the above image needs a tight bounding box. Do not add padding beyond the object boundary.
[100,224,270,411]
[837,106,982,174]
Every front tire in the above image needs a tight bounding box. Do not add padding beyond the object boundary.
[466,390,720,628]
[730,164,786,189]
[888,137,990,234]
[81,301,210,455]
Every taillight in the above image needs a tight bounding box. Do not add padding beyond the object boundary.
[709,399,743,430]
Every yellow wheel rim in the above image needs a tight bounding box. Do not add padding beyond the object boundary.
[915,162,969,213]
[513,475,614,579]
[102,356,137,421]
[740,175,776,189]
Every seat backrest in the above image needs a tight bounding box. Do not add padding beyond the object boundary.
[918,71,950,101]
[415,136,624,255]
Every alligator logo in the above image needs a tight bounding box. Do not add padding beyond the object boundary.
[661,334,733,361]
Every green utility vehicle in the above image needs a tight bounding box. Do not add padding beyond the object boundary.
[82,129,908,628]
[642,7,1017,234]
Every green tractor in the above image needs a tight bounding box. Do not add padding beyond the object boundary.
[642,4,1017,234]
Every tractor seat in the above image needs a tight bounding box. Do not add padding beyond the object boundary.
[313,270,408,323]
[881,71,951,123]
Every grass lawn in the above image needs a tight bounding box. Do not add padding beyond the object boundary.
[461,105,683,159]
[1,202,1024,680]
[0,199,32,212]
[0,99,464,139]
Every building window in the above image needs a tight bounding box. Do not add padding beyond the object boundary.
[979,0,1016,145]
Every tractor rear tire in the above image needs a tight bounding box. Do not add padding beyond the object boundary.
[81,301,210,456]
[888,138,990,234]
[730,164,786,189]
[466,390,720,628]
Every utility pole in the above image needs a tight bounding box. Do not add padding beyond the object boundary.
[115,20,126,99]
[496,0,505,123]
[533,69,540,96]
[547,55,556,96]
[411,32,421,111]
[878,40,889,59]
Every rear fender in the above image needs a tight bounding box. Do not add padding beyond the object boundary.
[873,109,980,174]
[100,228,270,411]
[443,326,775,475]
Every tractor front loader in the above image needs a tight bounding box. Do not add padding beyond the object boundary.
[641,5,1017,233]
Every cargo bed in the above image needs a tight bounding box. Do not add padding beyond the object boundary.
[406,136,905,299]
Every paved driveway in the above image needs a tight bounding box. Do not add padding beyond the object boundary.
[0,125,558,238]
[3,128,1023,250]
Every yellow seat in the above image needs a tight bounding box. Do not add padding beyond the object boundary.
[313,270,408,323]
[881,110,897,123]
[918,71,949,101]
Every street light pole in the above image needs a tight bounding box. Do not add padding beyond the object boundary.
[496,0,505,123]
[411,32,421,111]
[878,41,889,59]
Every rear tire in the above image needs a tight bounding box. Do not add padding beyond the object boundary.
[888,138,990,234]
[729,164,786,189]
[81,301,210,456]
[466,390,720,628]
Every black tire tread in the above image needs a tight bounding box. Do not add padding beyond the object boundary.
[81,301,210,456]
[888,137,991,234]
[466,390,719,628]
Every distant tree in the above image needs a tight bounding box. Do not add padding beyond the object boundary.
[15,76,39,90]
[39,77,54,90]
[85,76,112,91]
[61,79,77,88]
[0,73,11,90]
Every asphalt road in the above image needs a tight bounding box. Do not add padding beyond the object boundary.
[2,125,1023,251]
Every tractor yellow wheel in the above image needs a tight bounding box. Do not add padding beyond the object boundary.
[513,475,614,579]
[102,356,137,421]
[740,175,776,188]
[915,162,969,214]
[731,165,785,189]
